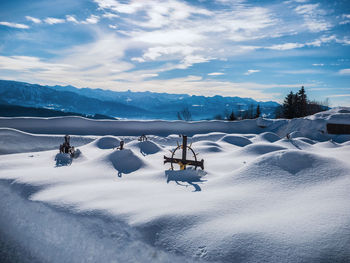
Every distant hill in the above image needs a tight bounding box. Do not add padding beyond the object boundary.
[0,104,115,119]
[0,80,150,119]
[0,80,280,120]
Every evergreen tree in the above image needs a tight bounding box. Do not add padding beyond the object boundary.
[297,86,307,117]
[228,110,236,121]
[255,104,261,118]
[283,91,295,119]
[281,86,326,119]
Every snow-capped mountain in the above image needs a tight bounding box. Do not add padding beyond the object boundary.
[0,80,279,119]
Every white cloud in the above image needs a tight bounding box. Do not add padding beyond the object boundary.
[108,24,118,29]
[44,17,66,24]
[267,42,305,50]
[82,15,99,24]
[208,72,225,76]
[132,29,203,45]
[25,16,41,24]
[0,55,72,72]
[102,13,119,19]
[0,21,29,29]
[294,4,330,32]
[280,69,323,74]
[294,4,319,15]
[335,38,350,45]
[328,94,350,98]
[95,0,211,29]
[65,15,100,25]
[312,63,324,66]
[179,55,211,69]
[264,35,337,51]
[244,69,260,75]
[306,35,336,47]
[66,15,79,23]
[339,69,350,75]
[141,73,158,78]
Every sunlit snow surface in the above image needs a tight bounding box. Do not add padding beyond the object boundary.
[1,108,350,262]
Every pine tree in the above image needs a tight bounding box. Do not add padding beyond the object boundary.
[297,86,307,117]
[255,104,261,118]
[283,91,295,119]
[228,110,236,121]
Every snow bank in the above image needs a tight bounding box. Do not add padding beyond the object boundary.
[1,108,349,142]
[0,116,264,136]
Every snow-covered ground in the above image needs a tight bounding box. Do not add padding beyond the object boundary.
[1,107,350,262]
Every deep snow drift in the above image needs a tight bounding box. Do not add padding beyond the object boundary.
[0,107,350,262]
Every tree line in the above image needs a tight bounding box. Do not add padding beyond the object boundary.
[176,86,328,121]
[178,104,261,121]
[275,86,328,119]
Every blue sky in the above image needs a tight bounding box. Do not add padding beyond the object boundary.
[0,0,349,106]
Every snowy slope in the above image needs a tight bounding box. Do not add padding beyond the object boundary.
[0,108,350,262]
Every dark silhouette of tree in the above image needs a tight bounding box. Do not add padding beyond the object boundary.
[275,105,284,118]
[297,86,307,117]
[177,107,192,121]
[213,114,223,120]
[283,91,295,119]
[255,104,261,118]
[228,110,236,121]
[280,86,327,119]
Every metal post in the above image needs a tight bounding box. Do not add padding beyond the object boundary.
[182,135,187,164]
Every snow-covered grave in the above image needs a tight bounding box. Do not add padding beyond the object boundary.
[0,107,350,262]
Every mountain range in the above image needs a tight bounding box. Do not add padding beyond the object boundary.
[0,80,280,120]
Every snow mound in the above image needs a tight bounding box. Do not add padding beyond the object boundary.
[220,135,252,147]
[240,150,346,183]
[137,141,162,155]
[108,149,145,175]
[165,169,207,192]
[193,141,223,153]
[55,153,73,167]
[192,132,226,142]
[239,143,286,156]
[296,137,316,144]
[256,132,280,142]
[266,150,315,174]
[289,131,303,138]
[94,136,120,149]
[315,140,340,148]
[165,169,206,183]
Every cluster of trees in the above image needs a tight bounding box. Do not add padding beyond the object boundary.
[214,104,261,121]
[177,87,327,121]
[275,86,328,119]
[178,105,261,121]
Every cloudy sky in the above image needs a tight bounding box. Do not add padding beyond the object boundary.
[0,0,349,105]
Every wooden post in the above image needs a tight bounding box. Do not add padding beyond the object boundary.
[182,135,187,163]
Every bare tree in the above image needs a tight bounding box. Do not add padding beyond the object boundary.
[177,107,192,121]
